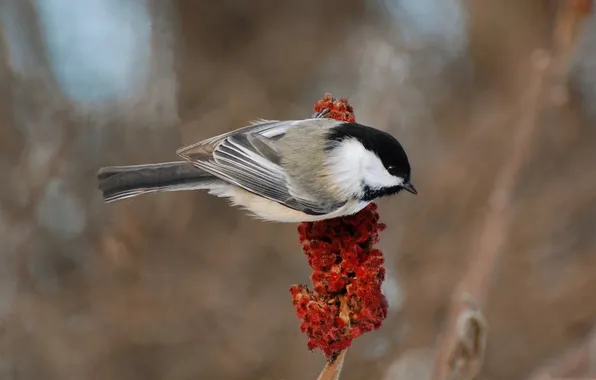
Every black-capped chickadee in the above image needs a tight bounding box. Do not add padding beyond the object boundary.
[97,117,417,222]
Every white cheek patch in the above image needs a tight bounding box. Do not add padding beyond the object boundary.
[361,150,403,189]
[325,139,402,198]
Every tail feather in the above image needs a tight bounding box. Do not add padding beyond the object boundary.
[97,161,220,203]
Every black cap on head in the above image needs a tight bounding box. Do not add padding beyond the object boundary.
[326,122,417,199]
[326,122,412,179]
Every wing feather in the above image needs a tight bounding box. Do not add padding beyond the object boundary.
[176,119,344,215]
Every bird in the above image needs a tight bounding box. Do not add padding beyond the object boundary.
[97,114,417,222]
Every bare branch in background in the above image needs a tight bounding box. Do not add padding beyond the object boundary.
[431,1,593,378]
[445,295,488,380]
[431,46,549,380]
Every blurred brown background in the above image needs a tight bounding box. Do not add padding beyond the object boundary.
[1,1,596,379]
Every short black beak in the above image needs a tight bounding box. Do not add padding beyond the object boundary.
[403,181,418,195]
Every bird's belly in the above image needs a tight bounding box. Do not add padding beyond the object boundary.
[209,186,370,222]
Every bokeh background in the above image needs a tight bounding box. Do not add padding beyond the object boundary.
[1,1,595,379]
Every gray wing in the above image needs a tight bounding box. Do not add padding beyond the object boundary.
[176,119,344,215]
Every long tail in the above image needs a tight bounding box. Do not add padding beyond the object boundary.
[97,161,220,203]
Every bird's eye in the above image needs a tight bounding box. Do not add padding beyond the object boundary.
[387,166,397,175]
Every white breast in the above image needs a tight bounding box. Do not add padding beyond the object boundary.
[208,185,370,222]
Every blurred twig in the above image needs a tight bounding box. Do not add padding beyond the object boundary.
[445,296,488,380]
[316,350,347,380]
[431,47,549,380]
[431,1,591,379]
